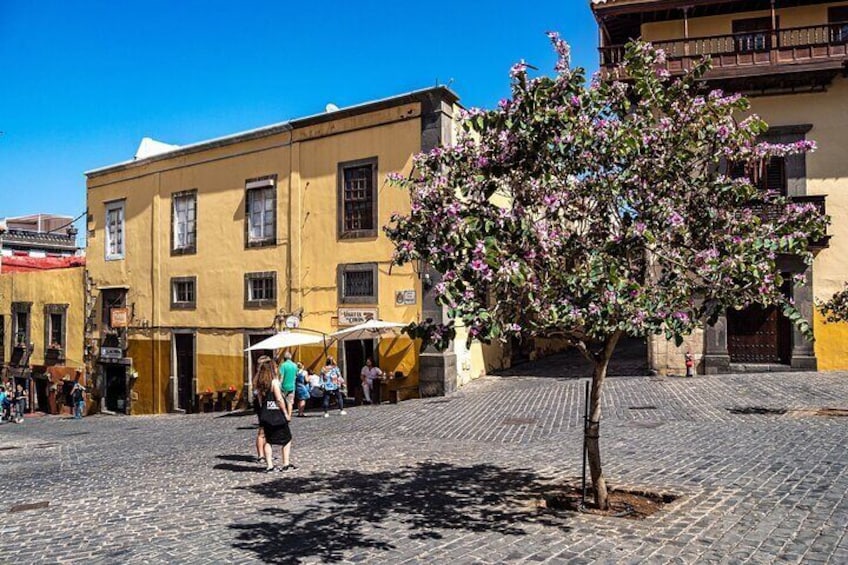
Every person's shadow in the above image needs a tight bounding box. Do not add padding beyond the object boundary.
[229,461,572,563]
[214,454,263,473]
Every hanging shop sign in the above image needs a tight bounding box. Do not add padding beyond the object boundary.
[338,308,378,327]
[100,347,123,360]
[110,308,129,328]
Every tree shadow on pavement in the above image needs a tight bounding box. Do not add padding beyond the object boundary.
[229,462,570,564]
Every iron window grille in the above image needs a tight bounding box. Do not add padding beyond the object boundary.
[338,158,378,239]
[338,263,378,304]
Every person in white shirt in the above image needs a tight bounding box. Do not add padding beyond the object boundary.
[360,358,383,405]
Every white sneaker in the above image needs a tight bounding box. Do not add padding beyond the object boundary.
[323,412,329,418]
[340,410,347,415]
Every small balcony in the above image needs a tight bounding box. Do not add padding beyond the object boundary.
[600,23,848,90]
[747,194,830,251]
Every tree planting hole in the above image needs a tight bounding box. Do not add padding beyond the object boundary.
[632,421,665,429]
[727,406,787,415]
[10,501,49,513]
[502,417,538,426]
[540,485,679,520]
[816,408,848,417]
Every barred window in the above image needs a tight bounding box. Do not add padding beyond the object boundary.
[344,270,374,297]
[338,159,377,238]
[338,263,378,304]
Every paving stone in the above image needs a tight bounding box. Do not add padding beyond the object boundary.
[1,371,847,563]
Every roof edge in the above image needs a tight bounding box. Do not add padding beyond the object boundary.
[85,86,460,179]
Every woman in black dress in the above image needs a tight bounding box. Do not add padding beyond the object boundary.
[255,357,295,472]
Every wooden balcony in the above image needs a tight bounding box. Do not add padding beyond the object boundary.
[747,195,830,251]
[600,23,848,89]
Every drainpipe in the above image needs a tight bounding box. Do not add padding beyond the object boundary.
[0,220,6,274]
[285,123,295,316]
[683,7,690,58]
[770,0,778,62]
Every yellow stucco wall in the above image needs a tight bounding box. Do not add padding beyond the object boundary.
[85,100,446,412]
[751,77,848,370]
[635,6,848,372]
[814,310,848,371]
[641,2,848,42]
[0,266,86,371]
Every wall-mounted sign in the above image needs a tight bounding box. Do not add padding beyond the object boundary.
[285,315,300,329]
[338,308,378,327]
[101,347,123,360]
[395,290,417,306]
[110,308,129,328]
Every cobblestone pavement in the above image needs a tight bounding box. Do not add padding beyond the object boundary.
[2,371,848,564]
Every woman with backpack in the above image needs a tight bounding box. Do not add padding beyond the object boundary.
[255,356,295,473]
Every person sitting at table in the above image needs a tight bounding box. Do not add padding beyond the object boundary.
[360,358,383,405]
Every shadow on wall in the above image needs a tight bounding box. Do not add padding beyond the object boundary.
[494,337,649,378]
[229,462,571,564]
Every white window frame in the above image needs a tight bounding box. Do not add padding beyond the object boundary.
[172,190,197,253]
[105,200,126,260]
[246,178,276,246]
[170,277,197,310]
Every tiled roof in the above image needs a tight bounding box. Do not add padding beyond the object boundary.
[0,255,85,273]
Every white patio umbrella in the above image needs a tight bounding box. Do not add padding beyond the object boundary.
[329,319,406,342]
[244,331,324,351]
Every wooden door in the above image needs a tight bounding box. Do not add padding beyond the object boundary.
[727,304,791,364]
[175,334,195,412]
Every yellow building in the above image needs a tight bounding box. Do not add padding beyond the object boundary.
[592,0,848,372]
[84,87,506,415]
[0,256,87,412]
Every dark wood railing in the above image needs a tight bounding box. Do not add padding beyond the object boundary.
[747,194,825,222]
[600,22,848,71]
[746,195,829,249]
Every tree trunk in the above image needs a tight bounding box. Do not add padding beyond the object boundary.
[586,330,622,511]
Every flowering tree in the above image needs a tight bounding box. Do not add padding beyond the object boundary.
[386,37,829,510]
[820,284,848,323]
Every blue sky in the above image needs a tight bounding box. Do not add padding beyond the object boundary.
[0,1,599,235]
